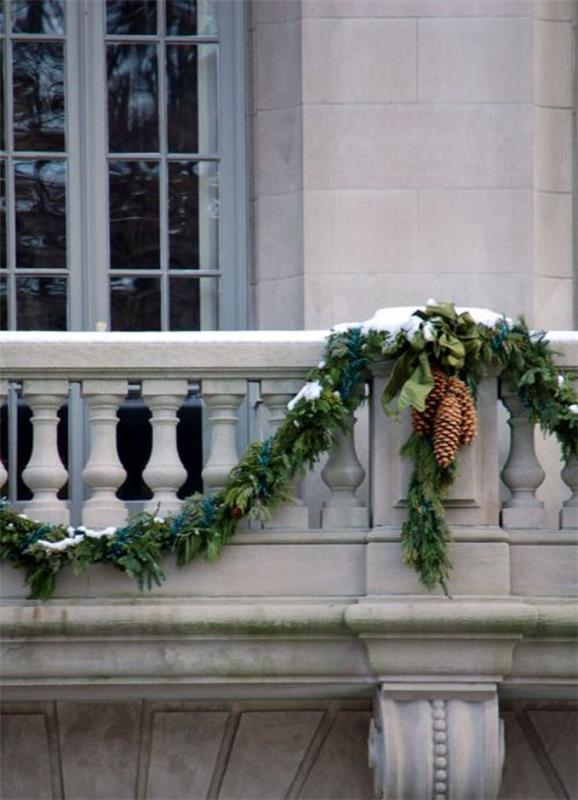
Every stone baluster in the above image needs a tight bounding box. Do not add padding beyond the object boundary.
[500,385,546,528]
[142,379,188,516]
[81,380,128,527]
[21,379,69,524]
[201,379,246,493]
[560,455,578,529]
[260,379,309,529]
[321,413,367,528]
[0,382,8,493]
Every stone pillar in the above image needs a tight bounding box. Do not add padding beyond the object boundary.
[21,379,69,524]
[500,386,546,529]
[82,380,128,528]
[260,379,309,529]
[201,379,246,493]
[142,379,188,517]
[321,413,367,528]
[369,684,504,800]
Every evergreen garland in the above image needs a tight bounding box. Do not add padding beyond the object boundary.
[1,302,577,599]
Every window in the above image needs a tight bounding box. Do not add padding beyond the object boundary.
[0,0,247,332]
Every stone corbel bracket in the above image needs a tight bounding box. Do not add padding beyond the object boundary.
[347,601,535,800]
[369,683,504,800]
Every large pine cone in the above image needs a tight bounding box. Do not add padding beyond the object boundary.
[447,376,478,445]
[433,388,463,468]
[412,366,448,436]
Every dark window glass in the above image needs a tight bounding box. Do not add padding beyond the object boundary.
[12,41,65,151]
[107,43,158,153]
[109,160,159,269]
[0,2,4,33]
[0,275,7,329]
[166,0,196,35]
[106,0,157,35]
[11,0,64,34]
[110,276,160,330]
[0,41,4,151]
[16,275,66,329]
[167,44,217,153]
[170,277,201,330]
[14,159,66,268]
[169,160,218,269]
[0,160,6,268]
[167,0,217,36]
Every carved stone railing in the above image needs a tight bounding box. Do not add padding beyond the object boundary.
[0,329,576,800]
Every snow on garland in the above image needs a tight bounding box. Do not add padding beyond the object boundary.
[1,301,577,599]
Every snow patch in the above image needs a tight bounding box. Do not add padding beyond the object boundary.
[287,380,323,411]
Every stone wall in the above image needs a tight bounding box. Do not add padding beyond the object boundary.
[249,0,577,331]
[1,700,575,799]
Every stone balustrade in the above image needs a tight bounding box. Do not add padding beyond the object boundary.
[0,330,576,536]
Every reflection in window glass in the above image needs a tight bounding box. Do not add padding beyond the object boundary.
[170,277,200,330]
[11,0,64,34]
[109,160,159,269]
[0,275,7,329]
[0,161,5,268]
[16,276,66,330]
[110,276,160,330]
[15,159,66,269]
[13,42,65,152]
[106,0,156,35]
[166,0,218,36]
[169,161,218,269]
[107,44,158,153]
[0,42,4,151]
[167,45,218,154]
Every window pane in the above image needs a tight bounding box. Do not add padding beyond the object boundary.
[106,0,157,35]
[166,0,218,36]
[169,277,199,330]
[110,276,160,330]
[0,160,6,268]
[11,0,64,34]
[15,159,66,269]
[0,42,4,151]
[169,160,218,269]
[13,42,65,152]
[109,160,159,269]
[0,275,6,329]
[107,44,158,153]
[16,276,66,329]
[167,44,218,154]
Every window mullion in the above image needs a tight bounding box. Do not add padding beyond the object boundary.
[81,0,109,330]
[158,2,169,331]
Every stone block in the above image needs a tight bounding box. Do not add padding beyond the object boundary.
[255,192,303,281]
[534,191,574,279]
[534,106,573,193]
[256,275,305,329]
[146,711,229,799]
[418,189,532,272]
[219,711,322,799]
[303,190,418,273]
[255,21,302,110]
[256,107,303,196]
[534,20,574,108]
[510,543,578,597]
[419,18,532,102]
[533,0,576,21]
[0,714,53,800]
[302,0,531,18]
[533,276,574,331]
[302,18,417,103]
[254,0,301,25]
[303,104,532,190]
[58,702,142,799]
